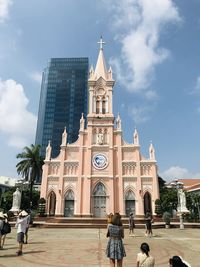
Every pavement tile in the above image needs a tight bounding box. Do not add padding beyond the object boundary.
[0,227,199,267]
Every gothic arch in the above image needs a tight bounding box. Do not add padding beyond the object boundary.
[92,180,108,195]
[92,182,107,218]
[47,190,56,216]
[124,186,136,196]
[64,189,75,217]
[125,189,136,216]
[63,184,76,197]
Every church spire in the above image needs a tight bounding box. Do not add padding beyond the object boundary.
[95,36,107,79]
[149,141,156,160]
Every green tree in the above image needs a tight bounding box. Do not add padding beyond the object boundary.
[16,144,44,208]
[1,188,16,212]
[160,187,177,213]
[1,188,40,213]
[157,175,178,214]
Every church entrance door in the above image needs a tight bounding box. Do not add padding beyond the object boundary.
[125,190,135,216]
[64,190,74,217]
[93,183,106,218]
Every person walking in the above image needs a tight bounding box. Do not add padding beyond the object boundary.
[15,210,28,256]
[145,212,153,237]
[0,212,5,249]
[1,213,9,248]
[106,212,126,267]
[136,242,155,267]
[25,211,31,244]
[169,256,191,267]
[129,212,135,236]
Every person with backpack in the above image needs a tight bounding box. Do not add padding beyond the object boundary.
[1,213,10,249]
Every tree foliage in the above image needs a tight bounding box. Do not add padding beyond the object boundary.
[16,144,44,207]
[1,188,40,213]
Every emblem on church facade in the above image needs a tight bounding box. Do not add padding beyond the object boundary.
[92,154,108,170]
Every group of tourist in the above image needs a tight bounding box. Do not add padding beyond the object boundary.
[0,210,31,256]
[106,212,191,267]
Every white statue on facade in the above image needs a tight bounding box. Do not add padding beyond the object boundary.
[45,140,52,160]
[80,113,85,131]
[97,133,104,145]
[61,127,67,146]
[133,128,139,145]
[116,113,121,130]
[149,142,155,160]
[10,188,21,213]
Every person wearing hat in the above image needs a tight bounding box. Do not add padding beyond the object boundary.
[0,212,5,249]
[15,210,28,256]
[129,212,135,237]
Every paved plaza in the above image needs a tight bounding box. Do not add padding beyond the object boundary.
[0,227,199,267]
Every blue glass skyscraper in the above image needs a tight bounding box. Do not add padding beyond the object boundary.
[35,58,88,160]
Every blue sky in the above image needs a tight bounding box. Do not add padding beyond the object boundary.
[0,0,200,182]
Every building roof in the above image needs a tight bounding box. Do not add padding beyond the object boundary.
[168,178,200,193]
[0,176,18,187]
[177,179,200,188]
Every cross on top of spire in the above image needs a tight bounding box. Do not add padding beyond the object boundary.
[98,36,106,50]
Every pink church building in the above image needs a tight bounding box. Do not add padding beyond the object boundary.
[40,39,159,218]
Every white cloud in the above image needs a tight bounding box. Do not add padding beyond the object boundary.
[191,76,200,95]
[29,71,42,83]
[0,0,12,23]
[128,105,152,124]
[160,166,200,182]
[0,79,37,148]
[145,90,159,101]
[105,0,181,92]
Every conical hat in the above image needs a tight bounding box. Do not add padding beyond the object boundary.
[19,210,28,217]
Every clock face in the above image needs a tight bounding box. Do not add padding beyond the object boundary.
[92,154,108,170]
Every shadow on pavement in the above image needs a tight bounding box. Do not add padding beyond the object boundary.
[0,250,46,258]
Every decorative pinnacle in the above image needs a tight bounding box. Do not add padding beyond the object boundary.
[98,36,106,50]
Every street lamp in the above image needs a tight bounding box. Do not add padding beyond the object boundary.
[170,180,189,230]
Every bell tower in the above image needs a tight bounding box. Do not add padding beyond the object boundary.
[87,37,115,119]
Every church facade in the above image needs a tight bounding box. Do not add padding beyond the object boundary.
[40,39,160,217]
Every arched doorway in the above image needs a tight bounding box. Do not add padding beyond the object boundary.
[48,191,56,216]
[93,183,106,218]
[125,190,135,216]
[64,190,74,217]
[143,192,152,215]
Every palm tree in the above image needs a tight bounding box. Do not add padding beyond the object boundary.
[16,144,44,208]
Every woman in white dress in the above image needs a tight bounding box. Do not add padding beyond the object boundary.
[136,243,155,267]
